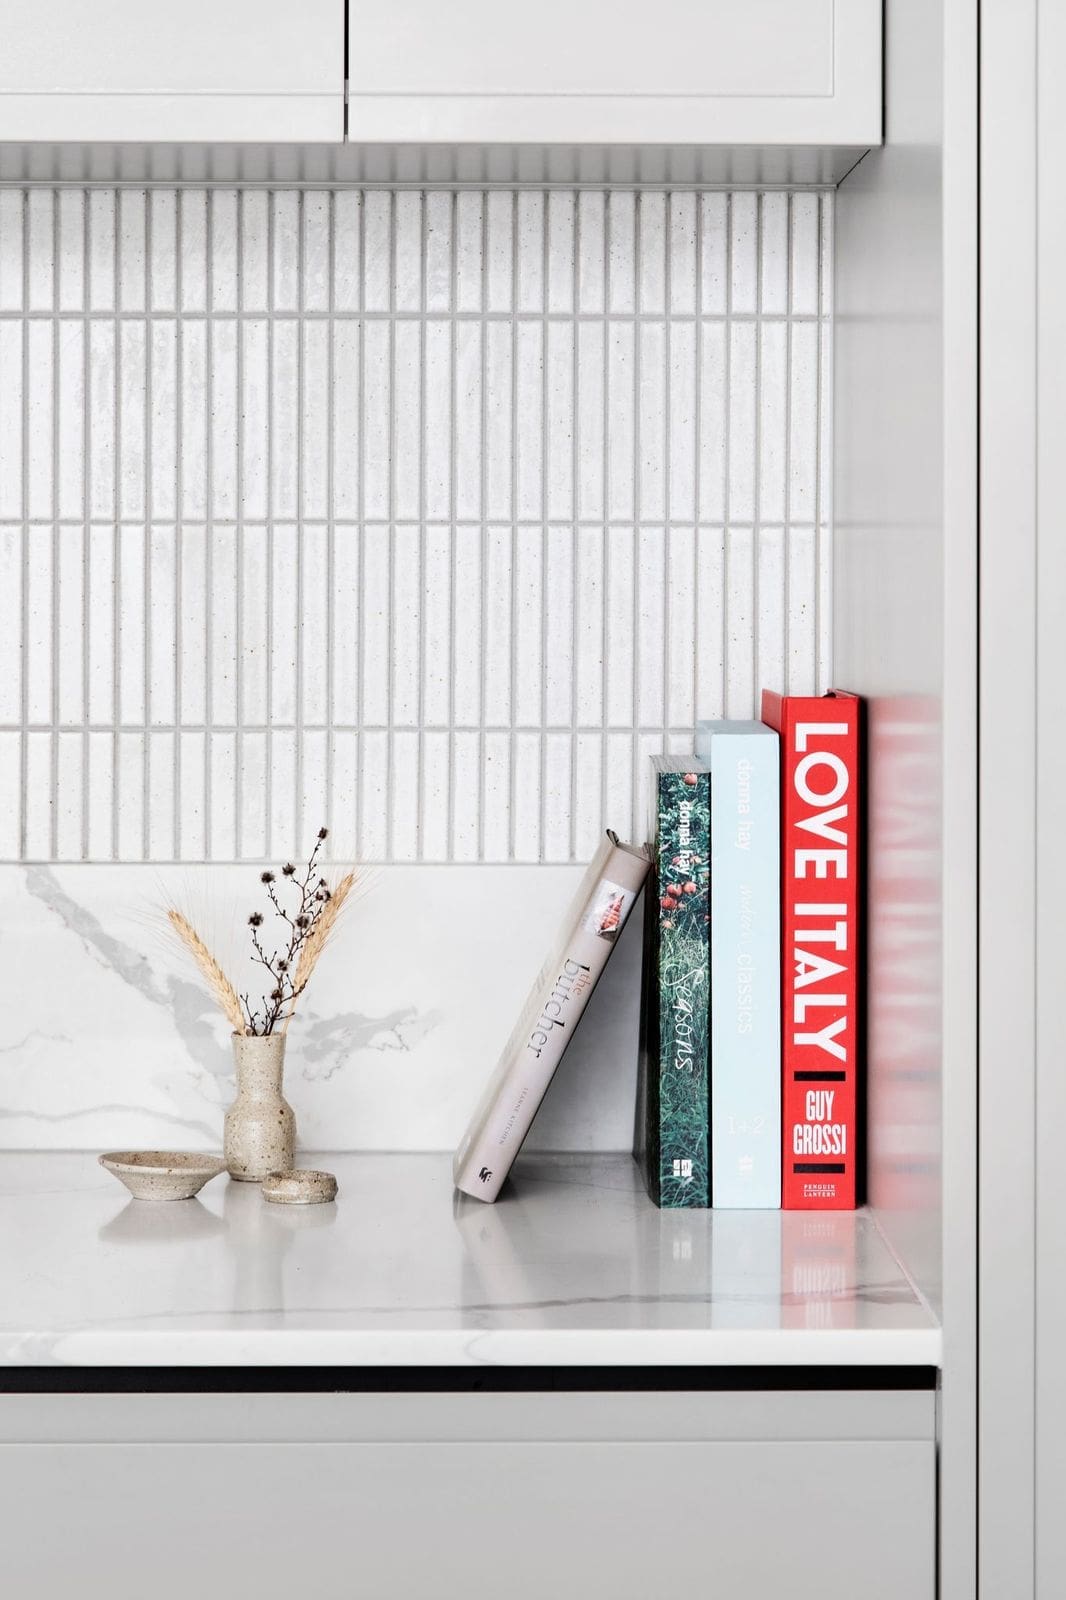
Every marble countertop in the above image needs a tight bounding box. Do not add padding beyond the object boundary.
[0,1151,941,1369]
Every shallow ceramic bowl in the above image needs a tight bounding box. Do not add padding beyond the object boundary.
[261,1169,338,1206]
[99,1151,226,1202]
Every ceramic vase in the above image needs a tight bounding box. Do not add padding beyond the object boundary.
[224,1033,296,1181]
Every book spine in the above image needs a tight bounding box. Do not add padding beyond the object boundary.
[454,854,646,1201]
[654,770,711,1207]
[710,734,781,1207]
[774,697,860,1209]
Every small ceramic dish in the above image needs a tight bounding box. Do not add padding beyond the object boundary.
[99,1151,227,1202]
[261,1169,338,1206]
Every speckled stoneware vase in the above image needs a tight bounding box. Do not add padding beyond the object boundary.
[224,1033,296,1182]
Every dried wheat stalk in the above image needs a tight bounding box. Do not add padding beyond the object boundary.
[281,870,358,1035]
[167,909,246,1035]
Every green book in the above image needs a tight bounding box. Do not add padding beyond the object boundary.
[635,758,711,1208]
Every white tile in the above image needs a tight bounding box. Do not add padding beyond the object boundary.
[576,320,604,523]
[360,525,390,726]
[547,191,575,313]
[88,191,116,312]
[271,191,301,313]
[209,189,238,313]
[454,191,483,313]
[208,730,236,859]
[359,728,388,860]
[695,526,725,722]
[452,524,482,727]
[787,523,817,695]
[486,191,514,313]
[87,529,115,725]
[454,321,482,521]
[546,320,573,522]
[301,319,330,519]
[118,523,145,726]
[694,193,726,315]
[756,523,786,699]
[0,525,21,723]
[87,731,115,858]
[512,729,541,860]
[0,324,23,519]
[147,730,176,859]
[363,192,392,313]
[178,729,206,858]
[239,190,269,313]
[483,525,512,727]
[333,190,362,313]
[302,191,332,313]
[329,728,359,858]
[606,320,635,522]
[0,735,21,857]
[390,524,420,727]
[239,728,268,858]
[24,732,53,857]
[269,523,298,726]
[728,321,756,523]
[392,319,421,522]
[516,191,545,313]
[27,190,55,313]
[178,319,206,521]
[270,319,299,521]
[638,320,666,522]
[668,319,696,523]
[118,321,146,521]
[56,525,84,725]
[790,193,820,317]
[332,320,361,520]
[420,727,450,860]
[607,190,635,314]
[331,524,360,726]
[482,729,511,861]
[239,524,268,726]
[425,191,452,314]
[361,320,391,521]
[178,190,207,313]
[789,320,819,523]
[57,321,85,522]
[451,729,480,859]
[148,525,176,727]
[514,526,543,726]
[149,320,178,521]
[544,525,574,727]
[0,191,24,311]
[422,524,452,727]
[301,523,330,725]
[574,526,604,727]
[393,191,422,313]
[209,318,237,521]
[759,320,788,525]
[820,193,834,318]
[149,190,177,312]
[666,524,696,728]
[605,526,634,727]
[300,727,329,848]
[638,191,666,314]
[209,524,237,725]
[390,728,419,860]
[760,192,789,316]
[268,727,297,858]
[24,530,52,724]
[116,730,145,859]
[58,190,85,311]
[605,729,634,842]
[484,322,513,521]
[424,318,452,521]
[636,525,665,728]
[574,732,603,859]
[240,318,269,521]
[725,525,755,718]
[543,731,572,860]
[669,192,698,315]
[26,321,53,520]
[730,192,758,316]
[515,320,543,522]
[577,191,606,314]
[178,524,207,725]
[118,190,147,313]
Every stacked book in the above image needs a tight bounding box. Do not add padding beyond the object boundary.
[454,690,861,1213]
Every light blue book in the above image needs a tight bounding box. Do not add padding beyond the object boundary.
[695,719,781,1208]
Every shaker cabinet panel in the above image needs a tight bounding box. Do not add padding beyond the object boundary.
[3,1437,932,1598]
[347,0,882,146]
[0,0,344,141]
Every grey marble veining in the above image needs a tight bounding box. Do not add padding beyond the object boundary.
[0,1151,941,1368]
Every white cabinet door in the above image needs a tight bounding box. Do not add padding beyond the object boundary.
[0,0,344,142]
[348,0,882,147]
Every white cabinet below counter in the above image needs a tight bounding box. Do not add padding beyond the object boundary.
[0,0,344,142]
[347,0,882,148]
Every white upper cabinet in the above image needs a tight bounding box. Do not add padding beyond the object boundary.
[347,0,882,147]
[0,0,344,142]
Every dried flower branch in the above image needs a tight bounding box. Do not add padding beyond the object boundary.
[167,910,245,1034]
[165,829,359,1039]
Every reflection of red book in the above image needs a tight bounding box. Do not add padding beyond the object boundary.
[761,690,861,1210]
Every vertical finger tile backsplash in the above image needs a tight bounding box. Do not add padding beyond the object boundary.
[0,186,831,863]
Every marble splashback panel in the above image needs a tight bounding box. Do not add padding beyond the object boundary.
[0,862,643,1151]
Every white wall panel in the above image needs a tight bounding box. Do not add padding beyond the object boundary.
[1,187,831,863]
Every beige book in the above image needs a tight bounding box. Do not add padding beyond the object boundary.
[453,832,652,1202]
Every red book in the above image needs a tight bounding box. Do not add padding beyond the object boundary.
[761,689,861,1209]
